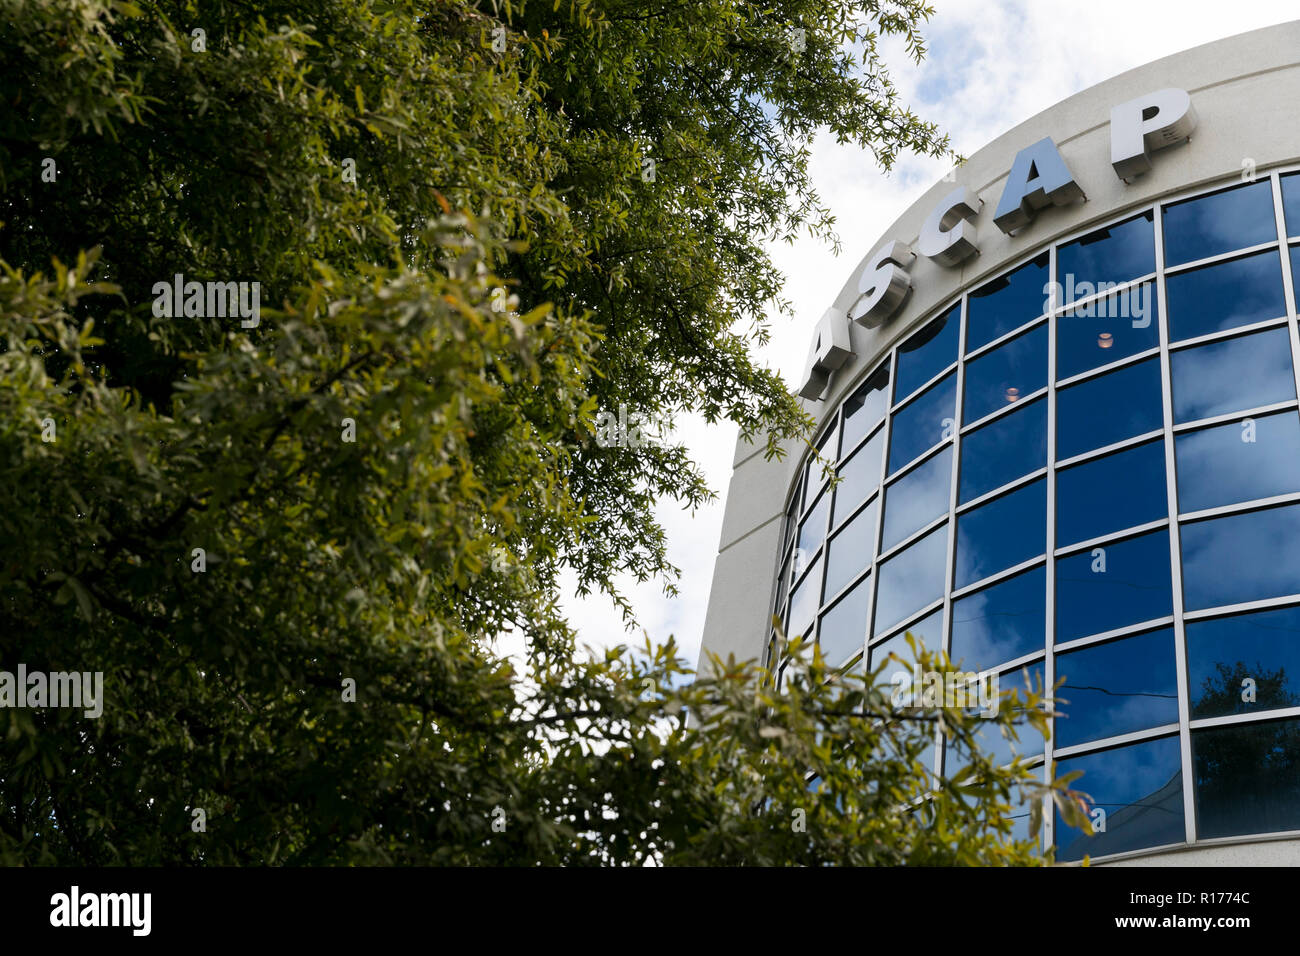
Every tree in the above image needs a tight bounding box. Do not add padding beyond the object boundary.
[1190,663,1300,839]
[0,0,1080,864]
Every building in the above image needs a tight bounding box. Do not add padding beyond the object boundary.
[697,21,1300,864]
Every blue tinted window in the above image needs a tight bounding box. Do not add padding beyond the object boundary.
[869,608,942,779]
[833,429,884,526]
[1283,174,1300,238]
[804,425,838,499]
[1058,211,1155,300]
[954,478,1045,590]
[950,564,1045,672]
[1181,502,1300,611]
[1291,244,1300,305]
[966,252,1050,353]
[947,663,1046,774]
[1056,358,1163,461]
[963,322,1048,425]
[1006,791,1038,846]
[882,447,951,550]
[824,499,876,598]
[818,576,871,667]
[1165,250,1286,342]
[1056,441,1166,547]
[841,364,890,453]
[788,562,822,640]
[1055,629,1179,749]
[870,608,943,669]
[1163,180,1277,266]
[959,397,1046,503]
[1171,327,1295,424]
[888,371,955,474]
[894,306,960,403]
[1055,529,1172,643]
[1193,717,1300,840]
[1176,410,1300,514]
[874,524,948,637]
[1006,656,1046,701]
[797,487,830,558]
[1056,282,1158,380]
[1187,605,1300,719]
[1055,736,1184,861]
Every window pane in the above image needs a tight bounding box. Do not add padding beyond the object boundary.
[950,564,1045,672]
[870,608,943,669]
[1055,629,1179,749]
[1163,179,1277,266]
[774,553,790,625]
[895,305,960,403]
[1283,173,1300,238]
[1176,410,1300,513]
[797,487,830,559]
[783,487,799,550]
[1187,604,1300,719]
[788,562,823,640]
[1055,736,1184,861]
[1181,502,1300,611]
[1057,211,1155,300]
[954,478,1045,590]
[963,322,1048,425]
[947,663,1046,773]
[818,576,871,668]
[1292,245,1300,306]
[966,252,1050,353]
[1056,440,1166,547]
[842,364,890,454]
[803,425,838,499]
[874,524,948,637]
[1193,717,1300,840]
[832,428,884,527]
[824,499,877,598]
[888,371,955,474]
[868,608,943,779]
[778,656,801,692]
[1007,792,1037,846]
[882,447,952,551]
[1056,282,1158,380]
[1055,529,1172,643]
[1171,326,1295,424]
[1165,250,1286,342]
[1056,358,1163,461]
[791,534,817,580]
[959,397,1046,504]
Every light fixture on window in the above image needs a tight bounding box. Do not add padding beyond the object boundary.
[1004,386,1020,403]
[1098,332,1114,349]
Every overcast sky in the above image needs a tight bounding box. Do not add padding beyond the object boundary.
[553,1,1300,672]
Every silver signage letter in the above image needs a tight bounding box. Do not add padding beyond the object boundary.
[1110,88,1198,181]
[993,137,1085,235]
[919,186,982,266]
[848,240,914,328]
[797,307,853,400]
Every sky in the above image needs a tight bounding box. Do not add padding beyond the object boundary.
[549,0,1300,672]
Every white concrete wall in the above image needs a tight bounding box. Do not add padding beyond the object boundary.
[1101,835,1300,866]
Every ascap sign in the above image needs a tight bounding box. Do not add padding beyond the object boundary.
[799,88,1198,399]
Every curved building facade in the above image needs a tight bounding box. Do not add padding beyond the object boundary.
[698,21,1300,864]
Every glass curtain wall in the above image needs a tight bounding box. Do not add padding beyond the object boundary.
[767,171,1300,860]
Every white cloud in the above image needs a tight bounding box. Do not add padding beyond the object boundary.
[563,2,1300,670]
[554,411,737,671]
